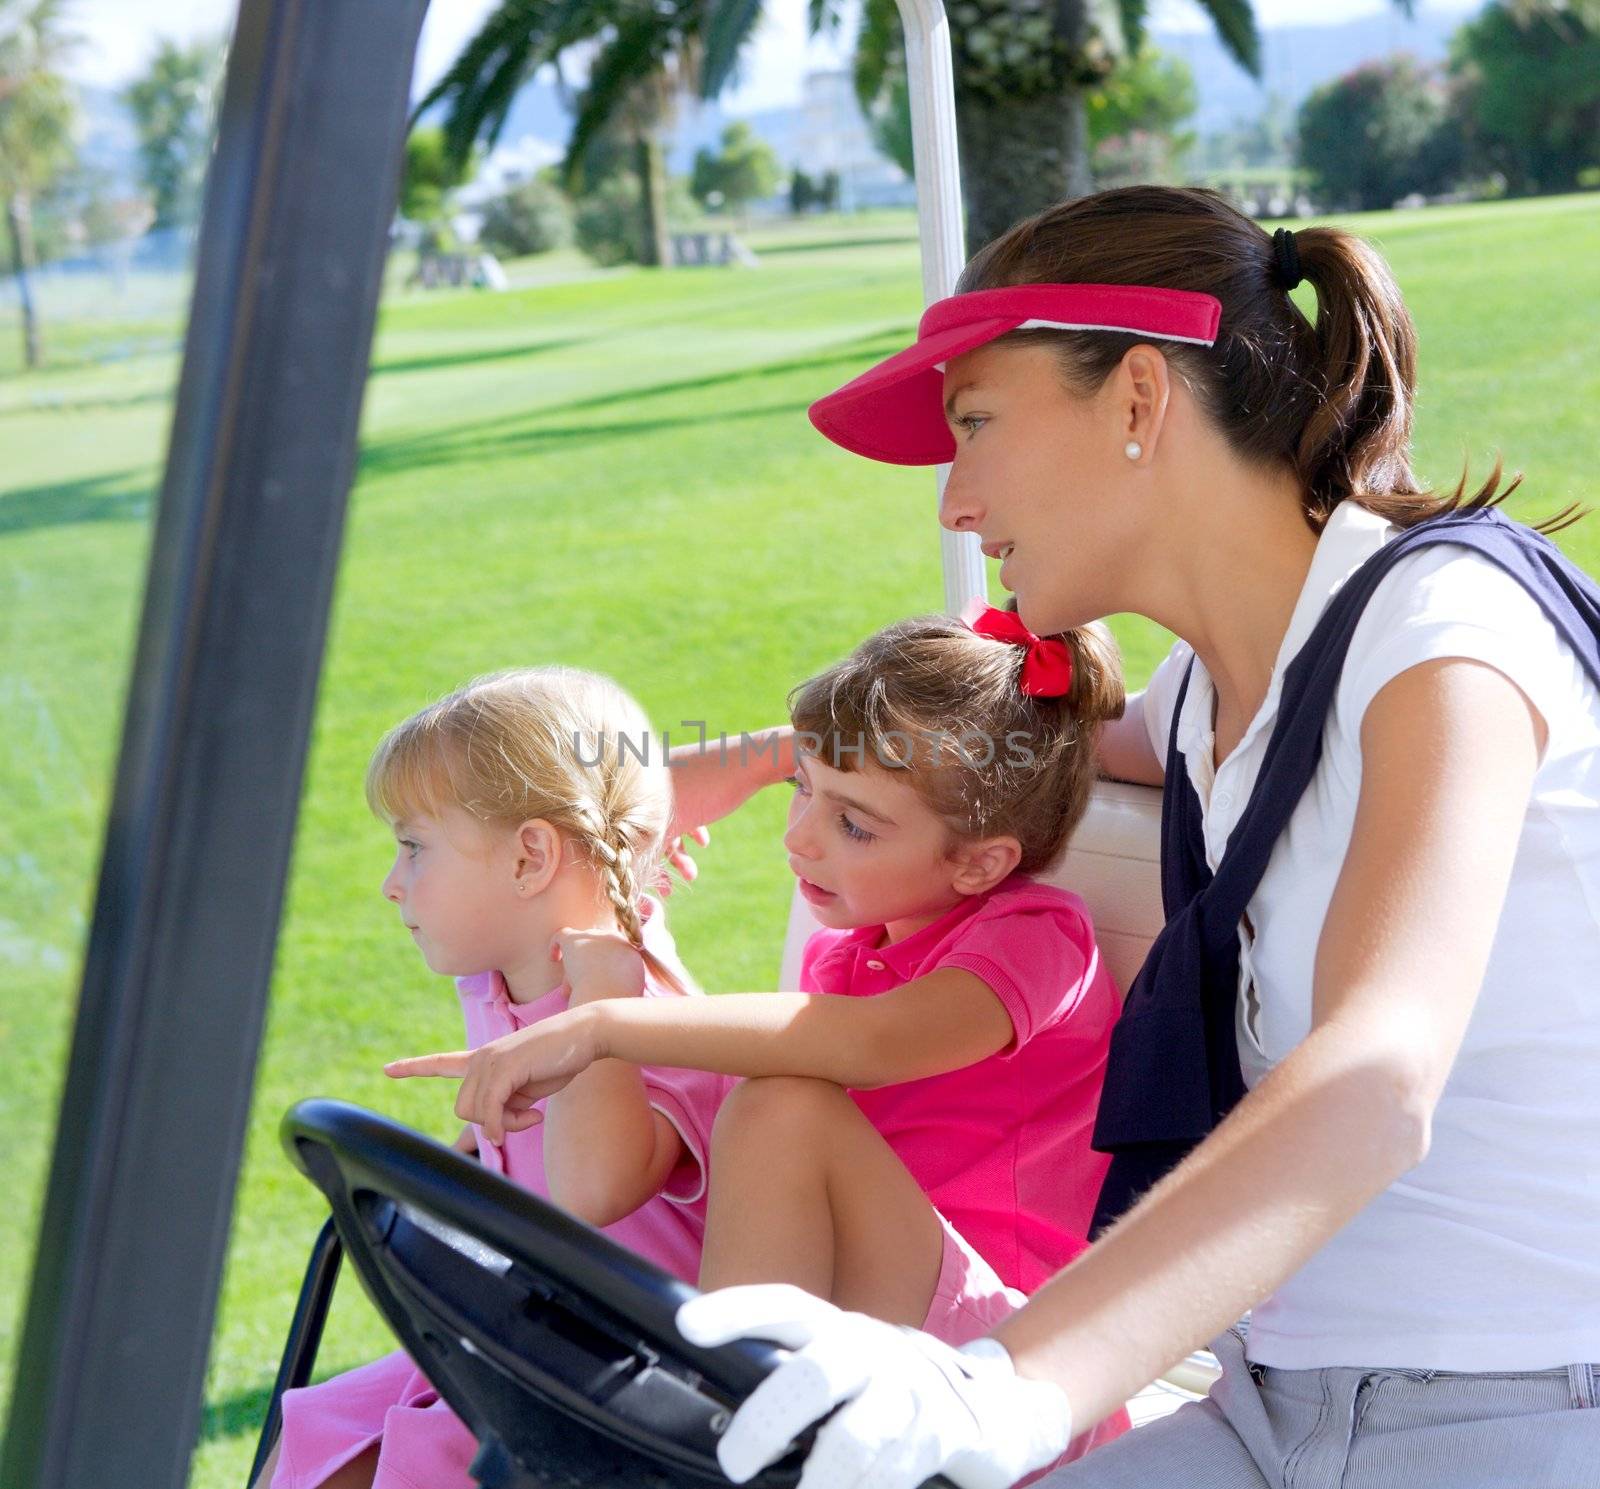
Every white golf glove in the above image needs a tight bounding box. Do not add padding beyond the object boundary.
[676,1284,1074,1489]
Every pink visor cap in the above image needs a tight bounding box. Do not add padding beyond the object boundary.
[807,283,1223,466]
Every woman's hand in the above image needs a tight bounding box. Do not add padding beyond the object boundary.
[655,824,710,898]
[550,926,647,1000]
[450,1123,480,1158]
[676,1285,1073,1489]
[385,1009,604,1143]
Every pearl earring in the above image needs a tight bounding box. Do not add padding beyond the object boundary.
[1124,441,1142,460]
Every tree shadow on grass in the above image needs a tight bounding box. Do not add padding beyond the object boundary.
[199,1379,277,1446]
[196,1359,374,1447]
[752,235,919,257]
[359,328,913,480]
[0,386,173,420]
[360,398,816,479]
[369,337,584,379]
[0,469,152,536]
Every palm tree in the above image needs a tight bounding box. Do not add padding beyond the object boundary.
[417,0,767,269]
[829,0,1416,249]
[0,0,78,369]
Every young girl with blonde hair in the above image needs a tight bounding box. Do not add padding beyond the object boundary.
[391,602,1136,1465]
[260,667,728,1489]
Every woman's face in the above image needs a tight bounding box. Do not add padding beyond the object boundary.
[937,340,1144,636]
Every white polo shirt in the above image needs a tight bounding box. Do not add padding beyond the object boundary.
[1142,500,1600,1370]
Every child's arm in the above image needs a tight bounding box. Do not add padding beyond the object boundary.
[1096,689,1164,785]
[388,929,1016,1144]
[666,724,797,837]
[539,958,686,1228]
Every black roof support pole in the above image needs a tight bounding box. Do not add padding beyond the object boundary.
[2,1,428,1484]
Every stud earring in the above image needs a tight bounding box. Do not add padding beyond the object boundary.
[1124,441,1142,461]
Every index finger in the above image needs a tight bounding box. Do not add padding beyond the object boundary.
[384,1051,472,1079]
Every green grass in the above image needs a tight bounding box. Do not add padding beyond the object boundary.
[2,193,1598,1487]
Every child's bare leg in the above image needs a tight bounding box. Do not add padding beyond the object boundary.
[699,1075,944,1327]
[249,1439,282,1489]
[249,1438,379,1489]
[321,1445,380,1489]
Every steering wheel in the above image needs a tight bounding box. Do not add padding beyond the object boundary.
[283,1099,940,1489]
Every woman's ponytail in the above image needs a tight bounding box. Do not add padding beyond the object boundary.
[1291,226,1420,524]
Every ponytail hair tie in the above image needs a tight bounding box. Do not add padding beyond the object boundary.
[1272,227,1303,291]
[960,598,1075,698]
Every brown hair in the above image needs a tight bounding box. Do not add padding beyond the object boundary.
[959,185,1582,535]
[367,667,687,993]
[787,608,1125,875]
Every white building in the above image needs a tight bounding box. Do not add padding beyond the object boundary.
[792,69,917,210]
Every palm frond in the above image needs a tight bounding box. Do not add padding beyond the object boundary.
[417,0,627,169]
[808,0,846,36]
[700,0,764,99]
[412,0,537,121]
[413,0,545,163]
[561,9,673,188]
[1194,0,1261,77]
[852,0,901,111]
[1117,0,1146,56]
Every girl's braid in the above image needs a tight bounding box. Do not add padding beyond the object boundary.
[570,798,648,953]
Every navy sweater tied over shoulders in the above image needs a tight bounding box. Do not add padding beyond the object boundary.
[1089,505,1600,1239]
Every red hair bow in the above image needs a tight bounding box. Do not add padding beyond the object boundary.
[960,597,1075,698]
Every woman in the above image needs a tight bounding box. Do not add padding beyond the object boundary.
[661,187,1600,1487]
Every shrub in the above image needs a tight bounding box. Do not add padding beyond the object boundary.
[479,174,574,258]
[574,175,701,266]
[1297,56,1460,210]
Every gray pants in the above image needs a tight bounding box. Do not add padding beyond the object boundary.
[1040,1326,1600,1488]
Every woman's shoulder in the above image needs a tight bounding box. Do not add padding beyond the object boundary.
[1138,637,1198,761]
[1338,534,1596,750]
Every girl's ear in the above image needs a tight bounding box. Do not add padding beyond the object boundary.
[948,834,1022,896]
[512,819,565,897]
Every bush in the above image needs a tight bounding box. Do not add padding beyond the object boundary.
[690,123,782,212]
[574,174,701,267]
[1450,2,1600,196]
[1297,56,1460,210]
[479,175,574,258]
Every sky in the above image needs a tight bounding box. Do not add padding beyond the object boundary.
[68,0,1483,110]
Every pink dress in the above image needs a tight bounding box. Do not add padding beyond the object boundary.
[800,871,1131,1457]
[271,900,727,1489]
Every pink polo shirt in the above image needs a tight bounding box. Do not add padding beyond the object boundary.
[800,874,1120,1293]
[455,896,729,1285]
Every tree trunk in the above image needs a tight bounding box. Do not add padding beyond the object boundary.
[6,191,43,369]
[634,133,672,269]
[956,84,1093,253]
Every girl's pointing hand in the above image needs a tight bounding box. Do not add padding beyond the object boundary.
[385,1010,603,1143]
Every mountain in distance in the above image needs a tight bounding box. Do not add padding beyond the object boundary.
[75,5,1476,197]
[480,5,1471,177]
